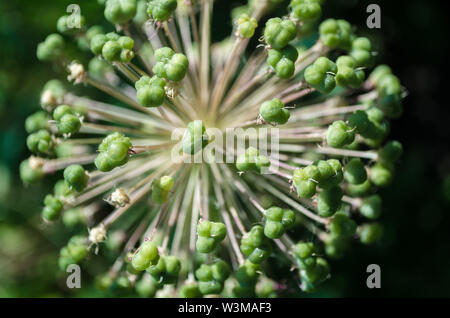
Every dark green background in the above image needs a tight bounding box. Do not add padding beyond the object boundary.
[0,0,449,297]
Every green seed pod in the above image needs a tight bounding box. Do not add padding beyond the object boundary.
[179,282,202,298]
[344,158,367,185]
[267,45,298,79]
[240,225,272,264]
[378,140,402,163]
[95,273,114,291]
[96,132,132,172]
[151,175,174,204]
[153,47,189,82]
[182,120,208,154]
[259,98,290,124]
[132,241,159,271]
[324,235,350,259]
[20,159,44,184]
[27,129,53,154]
[147,255,181,284]
[90,34,108,55]
[256,277,277,298]
[293,165,320,198]
[58,114,82,135]
[237,14,258,38]
[62,208,85,227]
[147,0,178,21]
[291,0,322,22]
[329,212,357,237]
[25,111,48,133]
[56,14,86,35]
[66,235,88,263]
[317,186,343,217]
[235,260,260,288]
[264,207,295,239]
[136,276,158,297]
[319,18,353,50]
[359,194,382,219]
[350,37,373,67]
[359,223,384,244]
[37,33,65,62]
[376,73,403,118]
[54,179,74,198]
[326,120,355,148]
[236,147,271,174]
[135,75,167,107]
[348,110,370,135]
[88,57,113,78]
[370,162,394,187]
[304,57,337,94]
[102,40,123,62]
[104,0,137,24]
[196,220,227,253]
[299,257,329,287]
[347,178,372,197]
[369,64,392,86]
[264,18,297,49]
[195,260,230,295]
[316,159,344,189]
[63,164,89,192]
[335,55,365,89]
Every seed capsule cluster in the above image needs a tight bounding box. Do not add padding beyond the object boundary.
[25,0,406,298]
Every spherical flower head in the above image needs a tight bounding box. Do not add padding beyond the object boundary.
[326,120,355,148]
[89,224,107,244]
[304,57,337,94]
[259,98,290,124]
[267,45,298,79]
[291,0,322,22]
[335,55,365,89]
[147,0,178,22]
[135,75,167,107]
[236,147,271,174]
[237,14,258,39]
[110,188,130,207]
[104,0,137,24]
[36,33,65,62]
[319,18,353,50]
[264,18,296,49]
[153,47,189,82]
[264,206,295,239]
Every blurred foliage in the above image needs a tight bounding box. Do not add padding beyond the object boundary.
[0,0,449,297]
